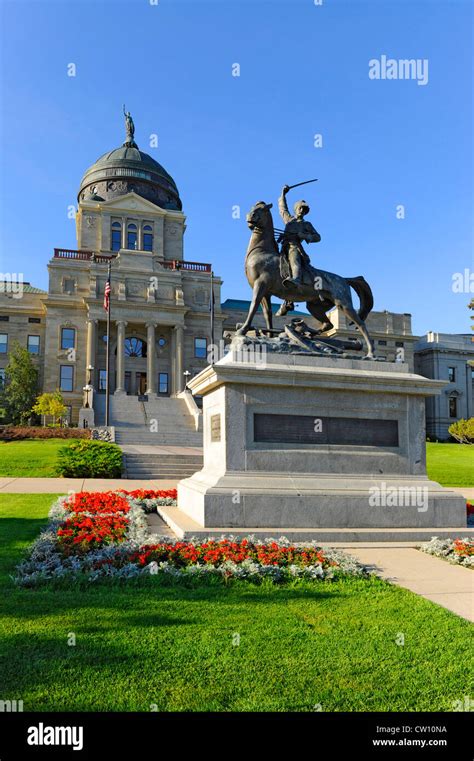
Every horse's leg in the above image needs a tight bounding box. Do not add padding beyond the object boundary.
[340,303,374,358]
[235,279,267,335]
[306,298,333,333]
[261,295,273,332]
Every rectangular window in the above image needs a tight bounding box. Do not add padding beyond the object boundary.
[27,335,40,354]
[59,365,74,392]
[61,327,75,350]
[28,317,41,324]
[194,337,207,359]
[111,229,121,252]
[143,233,153,251]
[158,372,168,394]
[378,340,387,346]
[99,369,107,391]
[448,397,457,418]
[127,231,137,249]
[0,369,5,389]
[448,366,456,383]
[395,341,404,348]
[0,334,7,353]
[0,316,9,322]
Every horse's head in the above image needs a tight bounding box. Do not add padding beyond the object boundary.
[246,201,273,231]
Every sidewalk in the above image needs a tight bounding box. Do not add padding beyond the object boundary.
[1,479,471,497]
[344,546,473,622]
[0,477,178,493]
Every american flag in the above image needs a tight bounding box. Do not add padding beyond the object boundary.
[103,277,111,312]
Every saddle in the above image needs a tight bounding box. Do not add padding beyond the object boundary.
[279,250,316,289]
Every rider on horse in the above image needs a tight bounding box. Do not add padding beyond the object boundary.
[276,185,321,316]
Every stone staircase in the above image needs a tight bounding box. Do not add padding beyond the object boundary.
[111,396,203,447]
[123,453,203,479]
[105,395,203,479]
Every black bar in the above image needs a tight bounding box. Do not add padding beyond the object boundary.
[0,711,470,759]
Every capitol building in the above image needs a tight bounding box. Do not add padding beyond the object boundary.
[0,116,471,443]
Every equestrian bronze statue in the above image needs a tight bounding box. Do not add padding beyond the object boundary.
[237,185,375,358]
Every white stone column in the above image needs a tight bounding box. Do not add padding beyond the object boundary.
[85,318,97,381]
[145,322,157,395]
[174,325,184,394]
[115,320,127,394]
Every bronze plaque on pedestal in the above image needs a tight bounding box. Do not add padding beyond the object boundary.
[210,414,221,442]
[254,413,398,447]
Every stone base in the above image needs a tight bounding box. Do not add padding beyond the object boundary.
[157,505,474,545]
[78,407,95,429]
[176,352,468,539]
[177,471,467,529]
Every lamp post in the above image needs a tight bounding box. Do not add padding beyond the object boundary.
[83,365,94,409]
[183,370,191,389]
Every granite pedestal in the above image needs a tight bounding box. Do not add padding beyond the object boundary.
[175,351,468,539]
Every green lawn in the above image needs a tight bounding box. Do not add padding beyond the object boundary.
[426,442,474,487]
[0,439,81,477]
[0,494,472,712]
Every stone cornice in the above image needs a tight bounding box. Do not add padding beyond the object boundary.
[187,357,447,398]
[83,298,187,325]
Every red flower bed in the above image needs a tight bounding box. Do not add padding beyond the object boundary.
[130,538,331,569]
[64,491,130,515]
[118,489,177,501]
[453,539,474,558]
[57,514,129,555]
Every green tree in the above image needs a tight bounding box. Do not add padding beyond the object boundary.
[3,341,39,424]
[33,391,67,426]
[448,417,474,444]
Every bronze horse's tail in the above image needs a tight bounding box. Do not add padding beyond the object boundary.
[346,276,374,321]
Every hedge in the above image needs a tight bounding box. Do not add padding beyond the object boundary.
[0,427,91,441]
[56,440,123,478]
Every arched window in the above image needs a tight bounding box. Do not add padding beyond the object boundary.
[111,221,122,252]
[127,223,137,250]
[124,337,147,357]
[143,224,153,252]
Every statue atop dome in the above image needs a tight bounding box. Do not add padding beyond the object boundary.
[123,105,138,148]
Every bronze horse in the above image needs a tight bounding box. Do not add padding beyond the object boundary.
[237,201,375,358]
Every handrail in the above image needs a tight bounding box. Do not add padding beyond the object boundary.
[53,249,211,271]
[161,260,211,273]
[53,249,115,264]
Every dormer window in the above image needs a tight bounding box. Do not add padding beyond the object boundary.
[143,224,153,252]
[111,221,122,252]
[127,223,137,250]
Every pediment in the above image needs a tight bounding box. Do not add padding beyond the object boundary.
[81,192,185,220]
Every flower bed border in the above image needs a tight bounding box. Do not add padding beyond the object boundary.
[14,491,369,586]
[418,536,474,568]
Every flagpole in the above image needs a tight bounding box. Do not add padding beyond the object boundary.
[210,270,215,353]
[105,261,111,427]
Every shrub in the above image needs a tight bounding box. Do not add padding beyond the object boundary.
[56,440,122,478]
[0,427,90,441]
[448,417,474,444]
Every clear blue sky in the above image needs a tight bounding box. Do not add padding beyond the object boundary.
[0,0,472,335]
